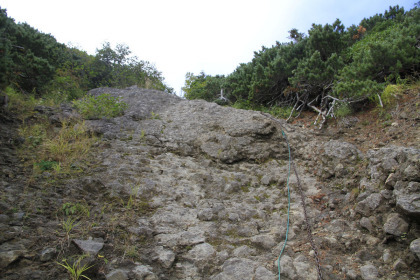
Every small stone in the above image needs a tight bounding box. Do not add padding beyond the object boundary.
[153,246,175,268]
[293,255,318,279]
[360,264,378,280]
[184,243,216,263]
[228,213,240,222]
[0,214,9,223]
[309,250,315,257]
[233,245,256,258]
[360,217,373,232]
[381,158,398,173]
[385,173,397,188]
[382,249,392,263]
[395,181,420,217]
[250,234,276,250]
[409,238,420,259]
[0,243,27,268]
[274,255,296,279]
[40,247,56,262]
[365,235,380,246]
[128,226,153,237]
[73,237,104,255]
[105,269,128,280]
[132,265,156,280]
[219,258,257,279]
[334,163,346,177]
[347,269,358,279]
[261,175,274,185]
[383,213,409,236]
[254,266,276,280]
[12,212,25,220]
[403,165,419,181]
[197,208,214,221]
[217,250,229,263]
[392,258,407,271]
[356,193,382,216]
[380,189,393,200]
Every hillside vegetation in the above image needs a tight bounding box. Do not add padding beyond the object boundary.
[183,4,420,124]
[0,7,173,101]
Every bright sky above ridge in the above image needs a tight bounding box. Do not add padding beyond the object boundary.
[1,0,417,95]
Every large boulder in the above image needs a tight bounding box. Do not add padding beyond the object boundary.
[85,87,299,163]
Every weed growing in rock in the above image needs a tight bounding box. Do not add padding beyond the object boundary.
[56,255,93,280]
[125,184,140,209]
[150,111,160,119]
[9,91,96,180]
[124,245,140,259]
[35,160,59,171]
[6,87,39,121]
[62,216,80,244]
[19,122,48,147]
[43,121,93,164]
[62,202,90,218]
[73,93,128,119]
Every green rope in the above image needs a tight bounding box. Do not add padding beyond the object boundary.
[277,130,291,280]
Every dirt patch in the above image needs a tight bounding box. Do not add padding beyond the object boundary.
[292,86,419,152]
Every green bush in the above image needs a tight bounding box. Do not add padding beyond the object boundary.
[267,106,296,119]
[380,84,403,107]
[35,160,58,171]
[334,103,353,118]
[73,93,128,119]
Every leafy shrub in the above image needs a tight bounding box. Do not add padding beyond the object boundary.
[334,103,353,118]
[334,17,419,101]
[267,106,296,119]
[43,121,94,164]
[23,121,95,176]
[56,255,93,280]
[6,87,38,118]
[380,84,403,107]
[62,202,90,217]
[73,93,128,119]
[34,160,58,171]
[232,100,252,110]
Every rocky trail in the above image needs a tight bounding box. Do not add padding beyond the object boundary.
[0,86,419,279]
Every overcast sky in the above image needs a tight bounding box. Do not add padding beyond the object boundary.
[1,0,416,95]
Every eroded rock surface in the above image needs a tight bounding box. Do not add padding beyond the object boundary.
[0,87,419,279]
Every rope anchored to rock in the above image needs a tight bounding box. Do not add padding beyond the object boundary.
[260,112,323,280]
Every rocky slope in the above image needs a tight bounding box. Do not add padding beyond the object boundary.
[0,86,419,279]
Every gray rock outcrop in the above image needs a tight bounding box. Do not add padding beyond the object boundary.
[1,87,419,280]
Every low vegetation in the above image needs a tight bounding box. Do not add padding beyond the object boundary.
[5,88,96,180]
[0,7,173,97]
[56,255,94,280]
[73,94,128,119]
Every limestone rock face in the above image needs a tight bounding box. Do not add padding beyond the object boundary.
[1,87,419,280]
